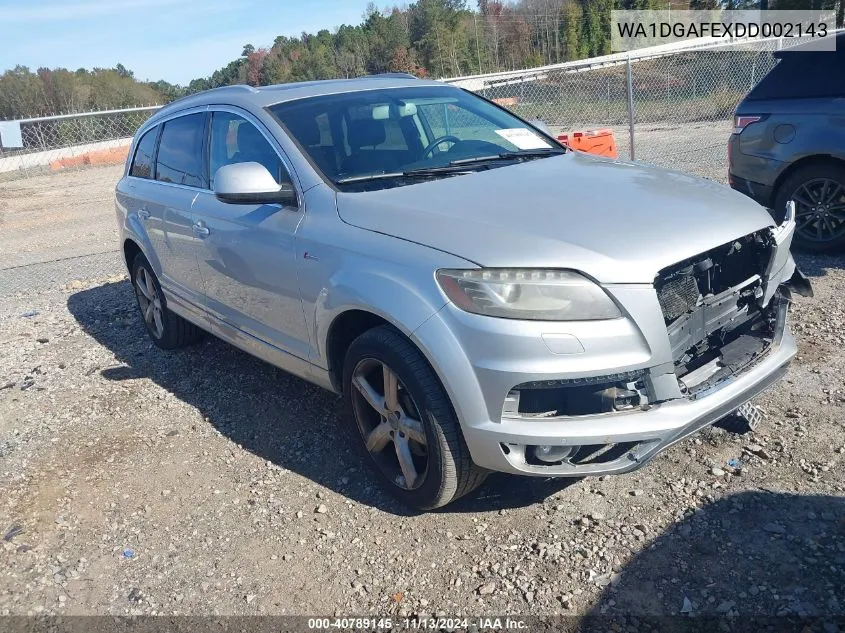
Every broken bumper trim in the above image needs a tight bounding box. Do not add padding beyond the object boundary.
[460,326,796,477]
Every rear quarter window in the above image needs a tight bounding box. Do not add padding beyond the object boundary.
[129,126,158,178]
[746,51,845,100]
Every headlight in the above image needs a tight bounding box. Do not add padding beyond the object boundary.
[435,269,621,321]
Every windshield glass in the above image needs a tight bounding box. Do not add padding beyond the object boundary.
[267,85,561,188]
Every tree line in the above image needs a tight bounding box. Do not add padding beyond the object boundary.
[1,0,841,120]
[189,0,669,92]
[0,64,182,120]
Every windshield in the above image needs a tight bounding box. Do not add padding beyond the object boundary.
[267,85,562,189]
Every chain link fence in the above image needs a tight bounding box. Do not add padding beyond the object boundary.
[0,35,827,296]
[0,106,160,179]
[446,34,823,181]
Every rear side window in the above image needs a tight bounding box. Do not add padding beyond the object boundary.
[129,126,158,178]
[747,51,845,100]
[155,113,207,188]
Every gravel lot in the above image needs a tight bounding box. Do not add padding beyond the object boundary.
[1,163,844,623]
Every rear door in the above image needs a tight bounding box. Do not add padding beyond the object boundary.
[190,108,310,359]
[152,110,209,304]
[121,124,166,269]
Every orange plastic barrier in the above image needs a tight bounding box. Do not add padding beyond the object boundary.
[556,129,618,159]
[50,146,130,171]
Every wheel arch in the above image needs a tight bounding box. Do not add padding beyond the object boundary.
[325,309,393,392]
[322,302,479,440]
[123,238,143,277]
[772,154,845,206]
[121,226,163,281]
[313,262,451,393]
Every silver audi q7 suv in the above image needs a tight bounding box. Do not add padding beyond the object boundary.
[116,75,810,509]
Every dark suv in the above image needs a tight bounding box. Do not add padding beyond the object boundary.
[729,35,845,252]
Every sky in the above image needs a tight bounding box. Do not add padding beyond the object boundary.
[0,0,369,84]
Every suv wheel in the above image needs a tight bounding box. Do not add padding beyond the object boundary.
[775,162,845,252]
[343,325,487,510]
[131,253,203,349]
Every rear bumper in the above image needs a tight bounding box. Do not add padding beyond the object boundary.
[729,172,774,209]
[727,133,780,208]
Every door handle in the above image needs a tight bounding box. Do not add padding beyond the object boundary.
[192,221,210,237]
[137,209,150,220]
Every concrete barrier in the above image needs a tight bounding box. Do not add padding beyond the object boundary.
[49,146,130,170]
[0,138,132,174]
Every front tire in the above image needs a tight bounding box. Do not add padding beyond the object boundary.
[343,325,487,510]
[775,162,845,252]
[131,253,203,349]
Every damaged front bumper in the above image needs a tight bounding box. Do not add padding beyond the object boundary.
[457,297,795,476]
[411,204,809,478]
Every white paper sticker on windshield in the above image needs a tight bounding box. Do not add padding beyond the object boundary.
[495,128,551,150]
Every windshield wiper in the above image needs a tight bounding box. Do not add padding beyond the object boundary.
[448,147,567,166]
[336,172,404,184]
[398,148,568,177]
[335,148,567,184]
[336,168,472,184]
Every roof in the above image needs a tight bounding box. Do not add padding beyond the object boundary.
[150,75,449,122]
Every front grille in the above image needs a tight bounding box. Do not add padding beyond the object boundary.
[651,231,779,395]
[654,230,773,325]
[656,274,699,321]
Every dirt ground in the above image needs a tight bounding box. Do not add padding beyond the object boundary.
[0,163,843,624]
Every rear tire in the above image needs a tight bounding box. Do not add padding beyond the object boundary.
[131,253,203,349]
[342,325,487,510]
[775,162,845,253]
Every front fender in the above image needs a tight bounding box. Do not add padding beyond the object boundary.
[294,185,476,372]
[312,264,449,370]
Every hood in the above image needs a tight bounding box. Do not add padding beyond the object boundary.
[335,152,775,283]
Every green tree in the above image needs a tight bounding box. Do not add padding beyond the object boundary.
[114,63,133,79]
[579,0,613,58]
[12,0,785,116]
[560,0,584,60]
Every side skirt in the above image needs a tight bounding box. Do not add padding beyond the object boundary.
[162,288,337,394]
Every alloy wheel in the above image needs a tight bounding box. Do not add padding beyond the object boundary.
[791,177,845,243]
[134,266,164,339]
[350,358,428,490]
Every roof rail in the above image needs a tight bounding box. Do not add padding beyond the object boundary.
[163,83,258,109]
[366,73,419,80]
[204,84,260,94]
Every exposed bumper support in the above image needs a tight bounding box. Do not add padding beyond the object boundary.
[784,267,813,298]
[460,320,795,477]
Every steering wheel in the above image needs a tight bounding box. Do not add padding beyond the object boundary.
[422,135,461,158]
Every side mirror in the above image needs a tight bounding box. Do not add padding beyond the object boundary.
[529,119,552,136]
[213,162,297,206]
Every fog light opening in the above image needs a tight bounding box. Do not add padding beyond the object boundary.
[531,444,574,464]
